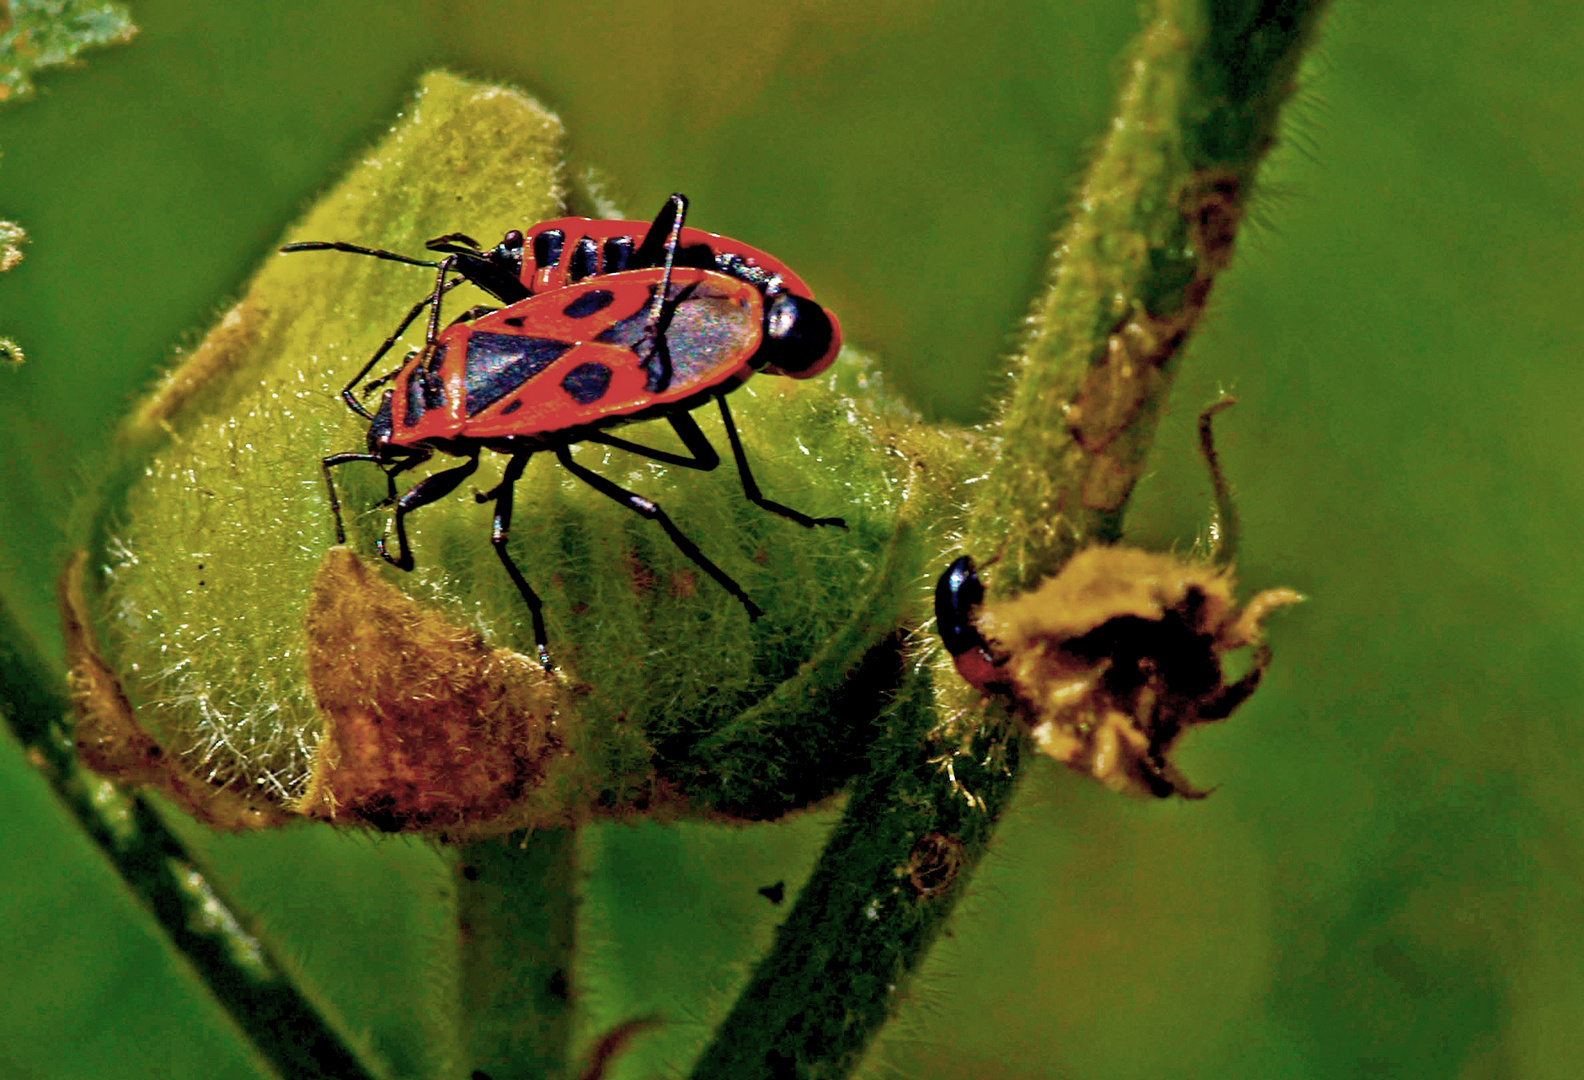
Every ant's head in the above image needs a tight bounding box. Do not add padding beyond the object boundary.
[753,292,841,379]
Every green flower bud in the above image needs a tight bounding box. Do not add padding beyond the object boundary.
[70,72,980,834]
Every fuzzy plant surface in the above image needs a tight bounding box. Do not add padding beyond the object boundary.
[1,1,1338,1078]
[83,71,959,836]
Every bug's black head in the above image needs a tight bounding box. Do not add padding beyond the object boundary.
[935,555,1016,697]
[754,293,840,379]
[488,229,526,281]
[422,230,531,305]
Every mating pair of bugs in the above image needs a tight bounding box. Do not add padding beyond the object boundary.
[285,195,846,669]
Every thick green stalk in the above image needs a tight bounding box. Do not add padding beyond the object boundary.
[689,665,1018,1080]
[966,0,1328,593]
[692,1,1328,1076]
[0,597,381,1080]
[456,829,579,1080]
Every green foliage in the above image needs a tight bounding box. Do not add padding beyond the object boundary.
[5,1,1581,1079]
[95,73,963,820]
[0,0,134,102]
[0,0,134,367]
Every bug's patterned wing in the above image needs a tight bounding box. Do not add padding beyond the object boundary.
[392,269,763,444]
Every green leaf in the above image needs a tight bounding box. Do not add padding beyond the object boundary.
[0,0,135,103]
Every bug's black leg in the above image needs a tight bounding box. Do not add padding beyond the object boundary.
[323,449,433,543]
[338,277,464,420]
[714,394,847,528]
[361,368,400,397]
[586,410,721,471]
[374,450,435,506]
[631,194,688,392]
[1196,644,1271,722]
[445,304,499,328]
[479,452,552,670]
[555,443,765,620]
[377,454,481,571]
[322,452,383,545]
[1198,396,1240,567]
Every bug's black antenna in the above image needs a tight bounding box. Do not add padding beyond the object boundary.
[280,241,442,269]
[423,256,461,346]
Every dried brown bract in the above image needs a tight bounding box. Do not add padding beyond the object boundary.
[296,546,575,833]
[977,547,1301,797]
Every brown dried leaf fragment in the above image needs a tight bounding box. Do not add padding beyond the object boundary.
[297,546,577,834]
[977,546,1300,797]
[907,831,966,898]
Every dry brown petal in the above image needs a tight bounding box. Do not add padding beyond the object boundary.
[296,546,579,835]
[978,546,1301,797]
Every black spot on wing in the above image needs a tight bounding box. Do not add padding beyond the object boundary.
[560,362,612,404]
[563,289,615,319]
[465,332,573,416]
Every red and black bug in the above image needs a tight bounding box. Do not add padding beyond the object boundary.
[934,555,1014,696]
[284,195,845,669]
[282,193,818,333]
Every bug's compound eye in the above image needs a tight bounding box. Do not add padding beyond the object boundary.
[755,293,837,378]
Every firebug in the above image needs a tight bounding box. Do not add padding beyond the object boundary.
[284,195,845,669]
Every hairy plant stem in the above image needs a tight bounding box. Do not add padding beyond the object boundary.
[456,829,578,1080]
[690,664,1017,1080]
[692,1,1328,1076]
[967,0,1329,591]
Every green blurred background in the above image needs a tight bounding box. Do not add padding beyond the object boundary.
[3,1,1582,1077]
